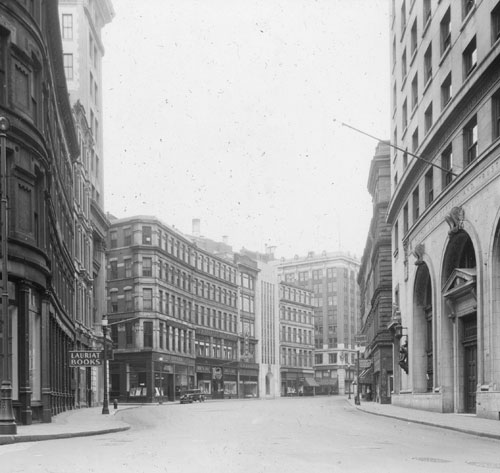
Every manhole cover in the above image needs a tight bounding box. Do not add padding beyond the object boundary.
[467,462,500,469]
[412,457,451,463]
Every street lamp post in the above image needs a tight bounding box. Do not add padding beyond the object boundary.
[101,317,109,414]
[0,116,16,435]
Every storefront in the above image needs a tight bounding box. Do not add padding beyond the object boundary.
[223,367,238,398]
[238,365,259,398]
[110,352,195,402]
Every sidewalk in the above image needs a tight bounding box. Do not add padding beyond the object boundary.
[0,405,133,446]
[348,397,500,440]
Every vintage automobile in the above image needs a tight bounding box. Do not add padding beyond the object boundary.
[179,389,205,404]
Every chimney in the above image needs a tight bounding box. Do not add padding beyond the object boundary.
[192,218,201,237]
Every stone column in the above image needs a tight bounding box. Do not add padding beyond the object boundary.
[40,292,52,422]
[17,282,32,424]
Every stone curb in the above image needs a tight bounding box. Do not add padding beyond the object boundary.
[0,425,130,446]
[352,402,500,441]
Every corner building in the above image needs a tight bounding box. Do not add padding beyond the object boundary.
[0,0,80,423]
[106,216,243,401]
[389,0,500,418]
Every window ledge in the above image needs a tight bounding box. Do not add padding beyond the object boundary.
[422,17,431,37]
[439,46,451,66]
[423,77,433,95]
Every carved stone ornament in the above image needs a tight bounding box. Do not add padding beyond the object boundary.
[413,243,425,266]
[445,206,465,235]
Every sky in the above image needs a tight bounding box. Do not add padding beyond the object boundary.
[102,0,390,260]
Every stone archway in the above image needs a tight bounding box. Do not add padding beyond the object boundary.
[413,263,433,393]
[442,230,477,413]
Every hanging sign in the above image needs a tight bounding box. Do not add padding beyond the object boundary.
[69,351,103,367]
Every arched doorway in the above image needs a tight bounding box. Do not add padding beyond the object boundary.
[442,231,477,413]
[265,371,273,396]
[413,263,433,393]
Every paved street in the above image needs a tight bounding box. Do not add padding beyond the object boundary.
[1,397,500,473]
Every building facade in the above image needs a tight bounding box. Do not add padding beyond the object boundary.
[279,282,316,396]
[358,141,393,404]
[105,216,264,402]
[59,0,114,408]
[0,0,81,424]
[389,0,500,418]
[277,252,360,394]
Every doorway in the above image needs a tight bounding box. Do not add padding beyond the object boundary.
[462,314,477,413]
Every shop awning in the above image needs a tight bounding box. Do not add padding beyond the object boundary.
[358,368,373,384]
[303,377,319,387]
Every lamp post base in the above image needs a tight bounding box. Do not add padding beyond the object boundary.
[0,380,17,434]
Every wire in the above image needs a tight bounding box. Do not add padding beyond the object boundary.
[335,119,459,177]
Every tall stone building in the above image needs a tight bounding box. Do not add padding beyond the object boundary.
[0,0,80,425]
[389,0,500,418]
[358,141,392,404]
[59,0,114,408]
[277,252,360,395]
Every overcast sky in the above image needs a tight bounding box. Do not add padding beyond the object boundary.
[102,0,390,259]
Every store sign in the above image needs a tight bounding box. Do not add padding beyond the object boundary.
[196,365,211,373]
[69,351,103,367]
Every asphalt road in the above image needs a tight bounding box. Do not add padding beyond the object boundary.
[1,396,499,473]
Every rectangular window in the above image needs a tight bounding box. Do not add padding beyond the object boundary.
[493,2,500,44]
[63,53,73,80]
[410,20,418,56]
[401,0,406,36]
[125,289,133,311]
[110,292,118,313]
[412,187,420,221]
[142,226,152,245]
[143,288,153,311]
[424,44,432,84]
[315,354,323,365]
[142,257,152,277]
[143,321,153,348]
[124,258,132,278]
[62,14,73,40]
[403,203,409,234]
[441,145,453,188]
[124,227,132,246]
[423,0,431,26]
[110,261,118,280]
[411,74,418,110]
[440,8,451,55]
[463,0,475,19]
[402,99,408,130]
[425,168,433,207]
[394,222,399,256]
[412,127,419,153]
[493,90,500,140]
[463,36,477,78]
[402,48,407,78]
[464,116,478,165]
[424,102,433,133]
[0,32,8,106]
[125,323,134,346]
[441,73,452,108]
[110,231,117,249]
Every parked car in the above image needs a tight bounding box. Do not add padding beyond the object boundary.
[180,389,205,404]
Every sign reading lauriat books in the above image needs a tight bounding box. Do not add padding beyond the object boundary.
[69,351,103,367]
